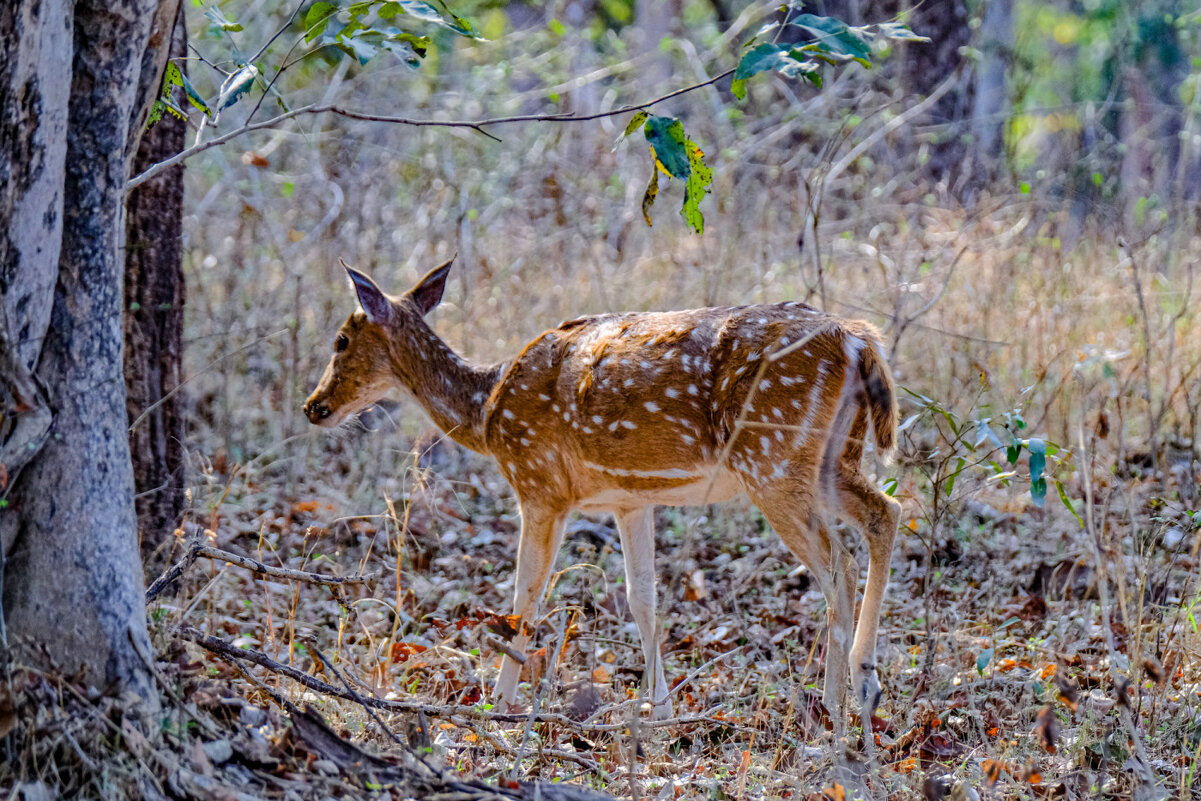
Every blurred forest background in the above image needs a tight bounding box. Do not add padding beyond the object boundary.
[144,0,1201,798]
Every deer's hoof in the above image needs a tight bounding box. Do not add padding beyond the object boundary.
[854,664,882,716]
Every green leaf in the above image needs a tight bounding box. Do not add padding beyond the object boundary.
[378,2,401,18]
[380,32,430,67]
[1056,480,1084,528]
[943,456,966,496]
[976,420,1004,450]
[876,22,930,42]
[680,138,712,234]
[788,13,872,67]
[304,2,337,42]
[733,42,821,87]
[1031,477,1047,507]
[1028,437,1046,484]
[393,0,482,38]
[175,67,211,116]
[204,6,244,32]
[730,77,747,100]
[976,647,994,676]
[1006,434,1021,465]
[643,116,690,180]
[1027,437,1047,507]
[340,33,378,64]
[622,111,649,140]
[216,64,258,111]
[641,168,659,227]
[146,100,165,129]
[281,182,295,198]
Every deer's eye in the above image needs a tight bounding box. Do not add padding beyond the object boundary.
[335,334,349,352]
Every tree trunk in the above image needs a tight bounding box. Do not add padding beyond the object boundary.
[869,0,974,192]
[2,0,170,697]
[125,3,186,569]
[969,0,1013,186]
[0,2,72,537]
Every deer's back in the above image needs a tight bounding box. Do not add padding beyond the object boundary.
[484,302,875,508]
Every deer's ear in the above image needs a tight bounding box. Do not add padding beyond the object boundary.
[409,256,455,317]
[344,264,394,325]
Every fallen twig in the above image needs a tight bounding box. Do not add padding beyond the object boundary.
[147,539,378,601]
[197,544,379,587]
[305,638,407,750]
[178,626,745,733]
[484,633,528,664]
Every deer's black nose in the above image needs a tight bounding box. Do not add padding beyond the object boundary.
[304,400,331,422]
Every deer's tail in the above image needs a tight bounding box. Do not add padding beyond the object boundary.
[858,338,898,458]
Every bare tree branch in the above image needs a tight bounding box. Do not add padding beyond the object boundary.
[126,68,734,191]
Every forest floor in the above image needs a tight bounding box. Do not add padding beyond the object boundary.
[127,426,1200,801]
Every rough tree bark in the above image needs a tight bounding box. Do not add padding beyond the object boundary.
[0,4,71,535]
[125,2,187,568]
[1,0,173,696]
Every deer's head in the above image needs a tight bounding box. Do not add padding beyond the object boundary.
[303,258,453,427]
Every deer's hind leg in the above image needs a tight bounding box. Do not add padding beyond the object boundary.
[835,444,900,717]
[745,480,856,722]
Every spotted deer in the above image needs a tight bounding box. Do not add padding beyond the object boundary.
[305,257,901,728]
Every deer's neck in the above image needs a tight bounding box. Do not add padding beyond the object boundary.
[387,320,501,454]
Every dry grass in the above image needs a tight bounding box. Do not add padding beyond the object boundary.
[131,5,1201,799]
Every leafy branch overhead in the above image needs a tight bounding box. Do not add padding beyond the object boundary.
[303,0,481,67]
[731,13,929,99]
[146,4,923,237]
[149,0,481,129]
[622,12,925,233]
[620,112,713,235]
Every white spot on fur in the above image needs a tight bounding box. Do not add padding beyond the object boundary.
[503,409,515,420]
[645,401,661,412]
[621,420,637,429]
[665,387,679,398]
[688,384,699,395]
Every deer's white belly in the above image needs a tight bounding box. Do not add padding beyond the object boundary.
[573,465,743,511]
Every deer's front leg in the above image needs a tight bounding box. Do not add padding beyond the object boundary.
[494,503,567,708]
[613,506,671,719]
